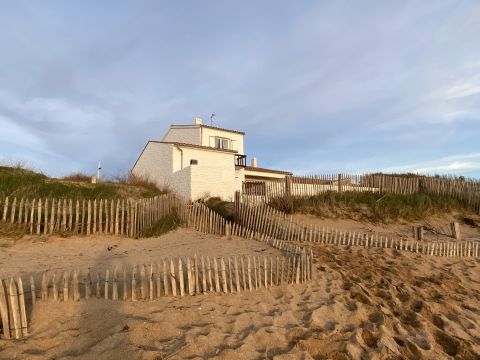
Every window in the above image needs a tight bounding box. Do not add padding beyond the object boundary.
[214,137,230,150]
[190,159,198,165]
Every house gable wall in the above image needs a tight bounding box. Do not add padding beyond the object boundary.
[132,142,173,182]
[132,142,192,198]
[162,126,201,145]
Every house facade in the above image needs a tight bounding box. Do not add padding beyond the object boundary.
[132,118,292,200]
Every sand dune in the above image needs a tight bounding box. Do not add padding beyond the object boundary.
[293,212,480,243]
[0,229,479,359]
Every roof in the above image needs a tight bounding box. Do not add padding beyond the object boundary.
[170,124,245,135]
[244,166,292,175]
[153,141,238,153]
[200,124,245,135]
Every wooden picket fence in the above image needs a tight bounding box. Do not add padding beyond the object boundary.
[234,200,480,258]
[0,277,27,340]
[0,194,184,238]
[0,243,312,339]
[0,198,315,340]
[184,202,229,236]
[243,173,480,213]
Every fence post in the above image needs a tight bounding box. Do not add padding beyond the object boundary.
[285,176,292,198]
[2,197,8,222]
[337,174,342,193]
[234,191,241,219]
[0,280,11,339]
[413,226,423,241]
[450,222,461,240]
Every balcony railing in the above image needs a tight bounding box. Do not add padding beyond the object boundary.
[235,155,247,167]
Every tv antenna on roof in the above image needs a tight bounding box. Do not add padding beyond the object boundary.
[210,113,216,126]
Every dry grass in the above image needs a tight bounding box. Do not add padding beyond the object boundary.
[0,166,169,200]
[114,173,169,194]
[142,213,181,237]
[269,191,470,223]
[0,222,27,240]
[62,172,92,182]
[198,197,235,221]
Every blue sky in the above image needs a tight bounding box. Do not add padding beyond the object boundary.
[1,1,479,178]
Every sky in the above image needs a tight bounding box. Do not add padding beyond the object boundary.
[1,1,480,179]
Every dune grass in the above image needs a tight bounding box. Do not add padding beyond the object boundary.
[62,172,92,182]
[199,197,235,222]
[0,222,27,240]
[143,213,181,237]
[114,173,164,195]
[0,166,168,200]
[269,191,469,222]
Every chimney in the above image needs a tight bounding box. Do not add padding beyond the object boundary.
[194,117,203,125]
[251,157,257,168]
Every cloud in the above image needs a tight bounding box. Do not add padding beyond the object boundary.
[425,71,480,106]
[415,162,480,174]
[442,81,480,100]
[0,1,479,178]
[383,153,480,176]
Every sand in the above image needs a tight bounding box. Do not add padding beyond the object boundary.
[0,229,479,359]
[0,229,282,278]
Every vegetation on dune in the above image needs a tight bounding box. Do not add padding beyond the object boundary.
[199,197,235,222]
[114,173,165,195]
[143,213,181,237]
[269,191,469,222]
[62,172,92,182]
[0,222,27,240]
[0,166,168,200]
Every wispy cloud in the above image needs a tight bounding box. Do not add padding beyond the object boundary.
[0,1,479,178]
[426,71,480,104]
[441,81,480,100]
[383,153,480,176]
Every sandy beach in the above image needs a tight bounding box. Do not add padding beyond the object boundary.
[0,228,478,359]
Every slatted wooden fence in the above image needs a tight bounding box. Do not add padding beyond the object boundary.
[0,245,312,339]
[0,194,184,238]
[0,198,315,339]
[0,278,28,340]
[243,173,480,213]
[234,201,480,258]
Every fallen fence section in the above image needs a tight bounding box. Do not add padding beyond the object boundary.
[0,278,28,340]
[0,240,313,340]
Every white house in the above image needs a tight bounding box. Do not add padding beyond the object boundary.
[132,118,292,200]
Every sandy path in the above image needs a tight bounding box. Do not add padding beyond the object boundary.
[0,231,478,359]
[0,229,282,278]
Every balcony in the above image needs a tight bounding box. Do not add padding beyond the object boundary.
[235,154,247,167]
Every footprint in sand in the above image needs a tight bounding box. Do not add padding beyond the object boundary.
[368,310,384,324]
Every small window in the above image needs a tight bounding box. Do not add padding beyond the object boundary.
[214,137,230,150]
[190,159,198,165]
